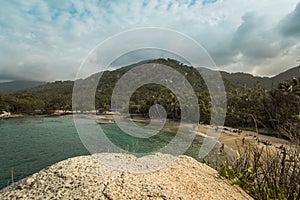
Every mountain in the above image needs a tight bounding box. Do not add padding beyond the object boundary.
[0,80,45,94]
[271,65,300,87]
[220,71,271,88]
[8,59,300,96]
[24,81,74,96]
[2,59,299,133]
[220,65,300,89]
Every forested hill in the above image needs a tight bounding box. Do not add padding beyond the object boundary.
[220,65,300,89]
[0,80,45,94]
[1,58,299,141]
[18,58,300,96]
[1,59,299,96]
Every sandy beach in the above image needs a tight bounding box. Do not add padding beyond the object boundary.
[121,116,292,153]
[196,124,292,154]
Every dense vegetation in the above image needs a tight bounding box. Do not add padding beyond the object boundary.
[220,144,300,199]
[0,80,45,94]
[0,58,299,141]
[1,58,299,199]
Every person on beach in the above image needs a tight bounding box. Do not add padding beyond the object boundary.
[215,126,219,132]
[257,137,260,144]
[220,143,224,153]
[193,124,197,130]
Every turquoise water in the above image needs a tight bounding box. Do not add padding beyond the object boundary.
[0,116,222,189]
[0,116,89,189]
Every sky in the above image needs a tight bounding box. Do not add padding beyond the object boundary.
[0,0,300,82]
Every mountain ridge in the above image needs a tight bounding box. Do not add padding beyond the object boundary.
[219,65,300,88]
[0,80,46,94]
[1,59,300,94]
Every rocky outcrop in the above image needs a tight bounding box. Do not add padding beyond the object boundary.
[0,153,252,199]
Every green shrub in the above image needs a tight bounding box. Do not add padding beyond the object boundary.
[219,144,300,199]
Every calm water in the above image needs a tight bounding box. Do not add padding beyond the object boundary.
[0,116,221,189]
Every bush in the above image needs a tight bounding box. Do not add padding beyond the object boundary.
[219,143,300,199]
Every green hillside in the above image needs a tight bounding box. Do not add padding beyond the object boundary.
[220,65,300,89]
[0,80,45,94]
[0,58,299,141]
[13,59,300,96]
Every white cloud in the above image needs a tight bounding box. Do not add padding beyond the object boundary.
[0,0,299,81]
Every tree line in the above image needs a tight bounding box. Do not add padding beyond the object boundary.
[0,59,299,141]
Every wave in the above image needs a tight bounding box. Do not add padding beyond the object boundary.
[190,130,220,142]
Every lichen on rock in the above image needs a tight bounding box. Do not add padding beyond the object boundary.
[0,153,252,200]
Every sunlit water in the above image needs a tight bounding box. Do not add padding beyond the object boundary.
[0,116,222,189]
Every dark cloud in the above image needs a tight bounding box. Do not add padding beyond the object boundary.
[208,46,238,66]
[279,2,300,37]
[231,13,280,59]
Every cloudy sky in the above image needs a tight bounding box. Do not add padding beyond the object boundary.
[0,0,300,82]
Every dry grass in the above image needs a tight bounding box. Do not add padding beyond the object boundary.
[220,142,300,199]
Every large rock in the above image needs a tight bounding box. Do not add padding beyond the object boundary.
[0,153,252,199]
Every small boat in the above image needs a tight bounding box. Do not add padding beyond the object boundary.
[0,111,10,119]
[129,118,149,123]
[96,119,114,124]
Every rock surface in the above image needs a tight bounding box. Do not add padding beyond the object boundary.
[0,153,252,199]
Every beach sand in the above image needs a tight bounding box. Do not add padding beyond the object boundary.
[196,124,292,154]
[129,117,292,153]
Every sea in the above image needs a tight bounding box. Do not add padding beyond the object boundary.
[0,116,222,189]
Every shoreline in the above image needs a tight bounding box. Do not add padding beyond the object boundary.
[196,124,292,154]
[2,112,74,119]
[2,113,292,154]
[123,116,292,151]
[0,116,293,198]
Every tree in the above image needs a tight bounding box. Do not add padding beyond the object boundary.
[264,77,300,143]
